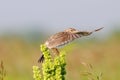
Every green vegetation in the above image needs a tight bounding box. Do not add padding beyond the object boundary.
[33,44,66,80]
[33,66,42,80]
[0,30,120,80]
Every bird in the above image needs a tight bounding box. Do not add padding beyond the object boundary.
[38,27,103,63]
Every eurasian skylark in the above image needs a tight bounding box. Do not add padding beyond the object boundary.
[38,27,103,62]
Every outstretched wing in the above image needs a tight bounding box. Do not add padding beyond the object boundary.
[75,27,104,36]
[45,27,103,48]
[45,32,71,48]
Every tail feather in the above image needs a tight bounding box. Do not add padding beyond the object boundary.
[38,54,44,63]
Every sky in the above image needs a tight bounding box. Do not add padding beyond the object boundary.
[0,0,120,35]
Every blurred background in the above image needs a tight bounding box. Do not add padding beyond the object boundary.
[0,0,120,80]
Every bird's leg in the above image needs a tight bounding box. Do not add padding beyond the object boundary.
[51,48,59,55]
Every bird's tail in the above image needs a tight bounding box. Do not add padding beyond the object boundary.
[38,54,44,63]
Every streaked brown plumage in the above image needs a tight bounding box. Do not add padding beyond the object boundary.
[38,27,103,62]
